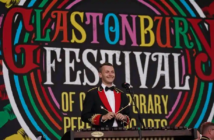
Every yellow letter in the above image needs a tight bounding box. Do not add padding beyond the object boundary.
[69,92,75,112]
[154,95,161,114]
[70,12,86,43]
[139,94,147,114]
[71,117,77,130]
[154,119,160,128]
[161,119,168,127]
[138,15,154,47]
[126,93,132,103]
[128,118,136,129]
[142,119,147,128]
[79,92,85,111]
[148,119,154,127]
[134,94,139,114]
[148,94,154,114]
[62,92,68,112]
[86,123,91,129]
[161,95,168,114]
[78,117,85,130]
[64,117,71,133]
[127,94,138,114]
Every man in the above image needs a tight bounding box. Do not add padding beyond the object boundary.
[200,122,214,140]
[81,63,131,128]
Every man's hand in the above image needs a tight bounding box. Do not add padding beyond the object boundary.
[102,112,115,121]
[115,113,126,121]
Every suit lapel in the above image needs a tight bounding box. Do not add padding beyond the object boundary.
[98,87,112,112]
[114,90,121,113]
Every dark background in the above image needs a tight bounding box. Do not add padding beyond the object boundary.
[0,0,213,139]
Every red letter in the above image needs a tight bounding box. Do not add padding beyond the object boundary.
[154,17,172,48]
[188,18,214,81]
[51,11,69,42]
[2,7,39,74]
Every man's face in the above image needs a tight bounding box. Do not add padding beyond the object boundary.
[99,65,115,85]
[209,127,214,139]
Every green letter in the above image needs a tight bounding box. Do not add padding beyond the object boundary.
[173,17,194,49]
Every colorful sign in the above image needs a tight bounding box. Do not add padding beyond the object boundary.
[0,0,214,140]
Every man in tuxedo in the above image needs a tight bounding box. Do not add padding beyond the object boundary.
[200,122,214,140]
[81,63,131,128]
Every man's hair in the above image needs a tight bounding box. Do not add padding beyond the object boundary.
[200,122,214,134]
[99,62,113,72]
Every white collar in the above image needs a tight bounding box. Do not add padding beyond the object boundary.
[101,83,115,89]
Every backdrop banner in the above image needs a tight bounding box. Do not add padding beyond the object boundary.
[0,0,214,140]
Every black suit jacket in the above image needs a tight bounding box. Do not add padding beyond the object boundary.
[81,86,131,128]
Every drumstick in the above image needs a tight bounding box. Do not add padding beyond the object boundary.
[116,103,131,114]
[100,106,109,112]
[100,106,112,123]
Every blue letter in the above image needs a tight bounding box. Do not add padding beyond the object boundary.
[104,13,120,45]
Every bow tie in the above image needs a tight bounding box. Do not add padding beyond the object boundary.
[105,86,115,91]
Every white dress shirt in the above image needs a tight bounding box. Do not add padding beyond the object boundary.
[101,83,118,127]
